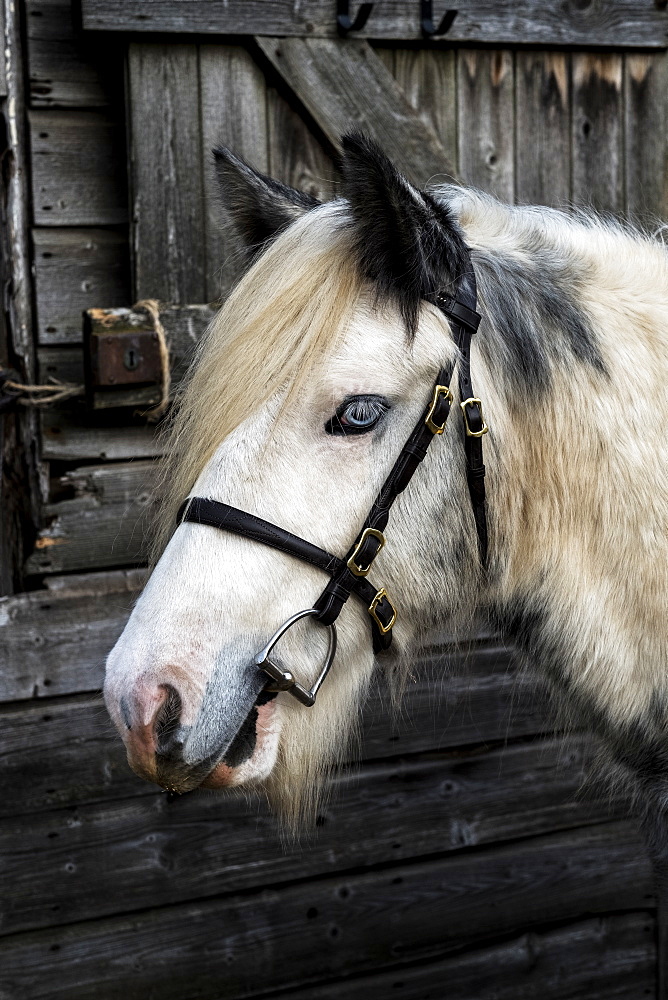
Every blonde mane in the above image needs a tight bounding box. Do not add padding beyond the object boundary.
[153,205,364,558]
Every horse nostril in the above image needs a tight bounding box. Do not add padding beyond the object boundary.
[154,684,184,758]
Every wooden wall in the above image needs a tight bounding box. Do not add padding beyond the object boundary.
[2,3,667,996]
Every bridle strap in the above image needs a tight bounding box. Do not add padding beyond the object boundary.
[312,361,455,634]
[176,497,396,653]
[314,260,487,632]
[437,275,488,567]
[177,254,487,657]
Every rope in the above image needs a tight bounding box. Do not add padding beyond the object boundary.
[133,298,171,423]
[3,377,84,406]
[0,300,172,420]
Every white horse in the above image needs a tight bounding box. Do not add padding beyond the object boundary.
[105,134,668,838]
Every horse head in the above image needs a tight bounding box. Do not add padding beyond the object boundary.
[105,133,668,832]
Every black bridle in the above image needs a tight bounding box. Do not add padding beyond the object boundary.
[176,259,487,707]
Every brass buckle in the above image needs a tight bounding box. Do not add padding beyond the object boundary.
[368,588,397,634]
[460,397,488,437]
[347,527,385,577]
[425,385,454,434]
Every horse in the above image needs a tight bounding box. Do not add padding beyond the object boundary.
[105,134,668,850]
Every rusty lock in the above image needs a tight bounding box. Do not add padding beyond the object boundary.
[90,331,163,388]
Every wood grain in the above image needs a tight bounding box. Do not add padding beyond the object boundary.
[24,460,158,575]
[392,48,458,179]
[516,52,571,208]
[457,50,514,202]
[33,229,130,344]
[0,822,651,998]
[84,302,214,408]
[257,37,457,189]
[0,736,625,935]
[266,81,335,204]
[625,52,668,221]
[0,0,6,98]
[40,408,160,462]
[26,0,121,108]
[199,44,269,299]
[38,345,85,385]
[29,109,127,225]
[0,569,146,701]
[79,1,668,47]
[276,912,656,1000]
[2,0,42,584]
[127,43,206,302]
[572,54,624,214]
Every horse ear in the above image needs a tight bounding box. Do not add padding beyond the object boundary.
[213,147,321,263]
[340,132,469,335]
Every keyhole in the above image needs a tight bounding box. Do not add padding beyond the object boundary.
[123,347,140,371]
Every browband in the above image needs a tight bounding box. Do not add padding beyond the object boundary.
[177,256,487,655]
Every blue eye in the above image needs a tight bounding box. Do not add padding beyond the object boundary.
[325,395,389,436]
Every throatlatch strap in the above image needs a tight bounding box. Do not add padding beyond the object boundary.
[441,267,488,567]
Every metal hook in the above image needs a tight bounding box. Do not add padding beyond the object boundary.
[337,0,374,36]
[421,0,458,37]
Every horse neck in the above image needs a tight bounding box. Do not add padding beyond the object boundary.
[471,221,668,649]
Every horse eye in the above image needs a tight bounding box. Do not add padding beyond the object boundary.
[325,395,389,436]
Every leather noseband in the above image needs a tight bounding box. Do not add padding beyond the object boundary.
[177,256,487,705]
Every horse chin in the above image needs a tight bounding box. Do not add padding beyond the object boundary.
[198,697,282,790]
[199,752,273,789]
[200,699,281,788]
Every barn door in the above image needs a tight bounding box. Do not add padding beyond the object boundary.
[2,2,667,995]
[109,3,668,309]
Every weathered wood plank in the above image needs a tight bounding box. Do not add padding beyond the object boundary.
[0,693,146,816]
[265,76,335,273]
[25,460,157,575]
[0,643,553,812]
[0,0,7,98]
[256,37,457,189]
[33,229,130,344]
[29,109,127,225]
[199,44,269,300]
[0,736,625,935]
[0,822,651,999]
[266,84,334,204]
[515,52,571,208]
[1,0,42,588]
[38,345,84,385]
[457,50,514,202]
[127,43,206,302]
[277,912,656,1000]
[79,0,668,48]
[0,569,146,701]
[625,53,668,221]
[40,408,160,461]
[572,54,624,214]
[392,48,457,179]
[26,0,120,108]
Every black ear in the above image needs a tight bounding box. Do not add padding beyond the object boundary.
[213,146,321,264]
[340,133,469,334]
